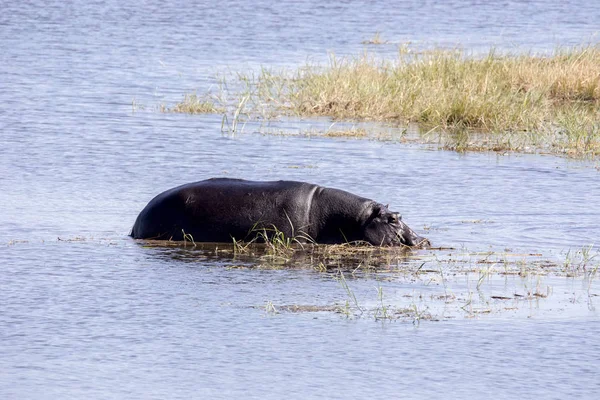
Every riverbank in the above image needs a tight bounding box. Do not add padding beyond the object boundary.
[169,45,600,158]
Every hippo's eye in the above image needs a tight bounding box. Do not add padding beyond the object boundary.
[388,215,398,224]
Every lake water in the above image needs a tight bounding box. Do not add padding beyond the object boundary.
[2,0,600,399]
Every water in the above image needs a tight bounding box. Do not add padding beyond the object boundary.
[2,1,600,398]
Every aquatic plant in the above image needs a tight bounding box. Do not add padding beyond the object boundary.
[221,94,250,134]
[563,244,598,276]
[181,229,196,247]
[374,284,390,321]
[230,222,314,261]
[337,270,363,315]
[265,300,278,314]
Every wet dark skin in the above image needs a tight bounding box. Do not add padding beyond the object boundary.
[131,178,429,248]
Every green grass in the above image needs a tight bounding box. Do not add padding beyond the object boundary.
[231,222,315,261]
[181,229,196,247]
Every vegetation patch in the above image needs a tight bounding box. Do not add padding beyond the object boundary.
[278,46,600,156]
[278,46,599,126]
[167,44,600,157]
[163,94,223,114]
[322,128,368,138]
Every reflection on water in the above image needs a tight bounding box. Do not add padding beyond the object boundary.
[2,0,600,399]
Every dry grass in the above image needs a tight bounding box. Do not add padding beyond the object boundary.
[167,44,600,157]
[257,45,600,156]
[278,46,600,127]
[165,94,222,114]
[322,128,368,138]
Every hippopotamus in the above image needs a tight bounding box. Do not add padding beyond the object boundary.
[131,178,429,247]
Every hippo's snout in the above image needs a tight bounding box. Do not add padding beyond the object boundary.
[411,235,431,248]
[398,222,430,248]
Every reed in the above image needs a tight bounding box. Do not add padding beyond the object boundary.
[181,229,196,247]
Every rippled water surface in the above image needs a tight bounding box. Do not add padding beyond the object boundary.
[2,1,600,399]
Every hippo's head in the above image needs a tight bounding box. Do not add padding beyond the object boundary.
[362,204,430,248]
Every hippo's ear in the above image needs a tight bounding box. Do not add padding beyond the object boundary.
[362,203,384,226]
[368,204,384,219]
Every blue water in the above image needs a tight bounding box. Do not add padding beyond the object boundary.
[2,1,600,398]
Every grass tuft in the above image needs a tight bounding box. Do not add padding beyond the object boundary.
[166,94,222,114]
[362,32,387,45]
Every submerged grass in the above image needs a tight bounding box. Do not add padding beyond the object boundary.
[168,44,600,157]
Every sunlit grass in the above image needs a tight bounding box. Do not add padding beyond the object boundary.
[165,45,600,156]
[164,94,222,114]
[276,46,600,132]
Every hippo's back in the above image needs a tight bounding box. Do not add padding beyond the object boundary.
[131,178,319,241]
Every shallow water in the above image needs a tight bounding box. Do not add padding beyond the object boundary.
[2,0,600,399]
